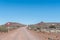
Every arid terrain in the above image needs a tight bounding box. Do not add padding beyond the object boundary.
[0,27,60,40]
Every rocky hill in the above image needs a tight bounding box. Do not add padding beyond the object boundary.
[4,22,26,27]
[0,22,26,32]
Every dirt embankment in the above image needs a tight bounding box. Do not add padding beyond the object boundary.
[29,30,60,40]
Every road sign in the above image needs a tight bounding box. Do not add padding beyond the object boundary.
[6,22,11,27]
[7,22,11,32]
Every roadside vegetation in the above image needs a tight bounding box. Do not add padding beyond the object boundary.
[28,25,41,32]
[0,25,21,32]
[0,26,8,32]
[28,24,60,32]
[0,22,26,32]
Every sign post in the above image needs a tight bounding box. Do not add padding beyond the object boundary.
[7,23,10,32]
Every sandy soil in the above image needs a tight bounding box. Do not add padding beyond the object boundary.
[0,27,40,40]
[0,27,60,40]
[29,30,60,40]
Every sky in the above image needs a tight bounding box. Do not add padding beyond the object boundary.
[0,0,60,25]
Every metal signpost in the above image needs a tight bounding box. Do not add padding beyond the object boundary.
[7,23,10,32]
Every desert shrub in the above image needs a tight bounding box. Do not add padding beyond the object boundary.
[0,25,21,32]
[49,25,56,29]
[17,26,20,28]
[28,25,41,31]
[0,26,8,32]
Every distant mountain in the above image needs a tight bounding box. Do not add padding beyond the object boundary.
[4,22,26,27]
[34,22,60,28]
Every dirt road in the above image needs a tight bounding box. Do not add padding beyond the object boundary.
[0,27,40,40]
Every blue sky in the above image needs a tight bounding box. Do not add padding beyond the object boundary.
[0,0,60,25]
